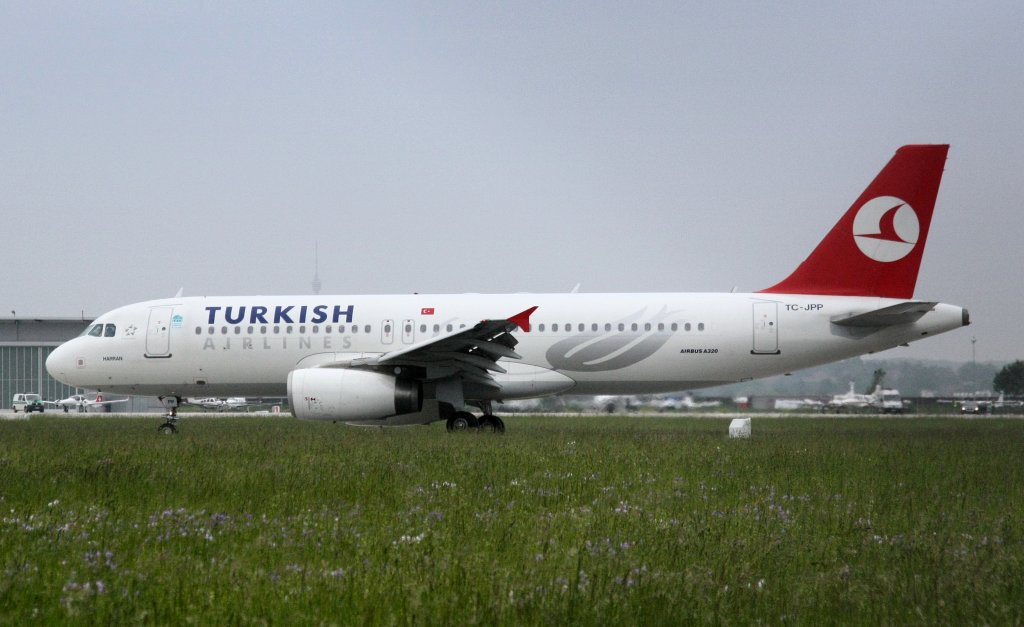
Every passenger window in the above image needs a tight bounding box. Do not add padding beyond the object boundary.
[261,326,267,334]
[195,327,202,335]
[698,323,705,331]
[274,326,280,334]
[299,325,306,334]
[312,326,319,334]
[685,323,691,331]
[552,324,559,332]
[247,326,254,334]
[538,323,545,332]
[339,325,346,333]
[221,326,228,335]
[433,325,440,333]
[605,323,612,332]
[365,325,371,333]
[208,326,215,335]
[591,323,598,332]
[420,324,426,333]
[631,323,638,332]
[446,324,453,332]
[234,327,241,335]
[658,323,665,331]
[618,323,625,332]
[325,325,332,333]
[644,323,651,332]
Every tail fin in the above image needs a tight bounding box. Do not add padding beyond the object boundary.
[761,144,949,298]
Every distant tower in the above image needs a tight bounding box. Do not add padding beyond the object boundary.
[312,241,322,295]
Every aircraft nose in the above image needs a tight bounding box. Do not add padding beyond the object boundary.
[46,342,74,384]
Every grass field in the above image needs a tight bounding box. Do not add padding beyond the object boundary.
[1,415,1022,624]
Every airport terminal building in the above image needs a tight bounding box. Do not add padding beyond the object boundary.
[0,317,155,412]
[1,317,87,409]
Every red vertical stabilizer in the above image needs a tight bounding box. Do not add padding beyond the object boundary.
[761,144,949,298]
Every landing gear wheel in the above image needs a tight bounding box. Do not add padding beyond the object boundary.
[478,414,506,434]
[157,395,181,435]
[446,411,479,432]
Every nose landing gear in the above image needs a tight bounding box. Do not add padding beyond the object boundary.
[157,396,181,434]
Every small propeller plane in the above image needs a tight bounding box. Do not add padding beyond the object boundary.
[50,393,129,413]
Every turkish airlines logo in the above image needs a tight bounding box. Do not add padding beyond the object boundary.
[852,196,919,262]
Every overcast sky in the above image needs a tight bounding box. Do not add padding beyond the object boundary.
[2,2,1021,363]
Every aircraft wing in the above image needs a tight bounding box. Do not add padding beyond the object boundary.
[326,307,538,389]
[831,302,938,328]
[88,398,129,406]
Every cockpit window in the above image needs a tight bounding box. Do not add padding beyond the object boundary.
[87,324,103,337]
[104,324,116,337]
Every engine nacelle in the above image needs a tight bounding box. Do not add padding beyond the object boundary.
[287,368,422,422]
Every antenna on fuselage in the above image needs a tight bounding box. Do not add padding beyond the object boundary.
[312,241,322,295]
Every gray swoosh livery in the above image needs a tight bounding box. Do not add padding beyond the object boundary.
[545,307,681,372]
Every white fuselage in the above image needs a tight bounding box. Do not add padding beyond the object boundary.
[45,292,967,400]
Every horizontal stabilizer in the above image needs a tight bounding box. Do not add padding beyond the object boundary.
[831,301,937,328]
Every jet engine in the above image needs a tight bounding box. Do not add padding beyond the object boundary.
[287,368,421,421]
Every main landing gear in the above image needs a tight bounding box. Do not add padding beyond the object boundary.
[445,403,506,434]
[158,396,181,435]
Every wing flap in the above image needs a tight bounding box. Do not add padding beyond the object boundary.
[450,337,522,360]
[434,351,509,374]
[317,307,538,390]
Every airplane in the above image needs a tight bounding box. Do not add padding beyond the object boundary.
[825,382,879,412]
[49,393,129,413]
[991,392,1024,409]
[45,145,970,434]
[184,397,256,411]
[773,398,825,411]
[657,395,723,411]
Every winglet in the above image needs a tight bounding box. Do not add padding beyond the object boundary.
[508,306,538,332]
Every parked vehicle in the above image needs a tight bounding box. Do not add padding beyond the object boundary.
[878,389,904,414]
[12,393,45,413]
